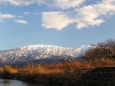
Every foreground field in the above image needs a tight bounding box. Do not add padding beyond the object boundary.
[0,60,115,86]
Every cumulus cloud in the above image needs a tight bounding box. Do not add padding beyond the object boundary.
[75,0,115,29]
[14,20,28,24]
[42,0,115,30]
[0,13,16,19]
[42,12,73,30]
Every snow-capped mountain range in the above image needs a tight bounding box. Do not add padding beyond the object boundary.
[0,45,85,64]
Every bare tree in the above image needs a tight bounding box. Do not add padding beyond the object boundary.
[83,39,115,62]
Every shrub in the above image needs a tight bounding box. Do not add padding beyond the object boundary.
[3,65,18,74]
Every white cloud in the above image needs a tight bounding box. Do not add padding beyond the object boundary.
[42,12,73,30]
[0,13,16,19]
[75,0,115,29]
[42,0,115,30]
[24,12,29,15]
[14,20,28,24]
[0,0,5,5]
[39,0,85,9]
[0,13,15,24]
[1,0,115,30]
[4,0,34,6]
[0,0,85,9]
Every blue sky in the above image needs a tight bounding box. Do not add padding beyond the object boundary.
[0,0,115,50]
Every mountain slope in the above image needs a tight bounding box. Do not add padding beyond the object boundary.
[0,45,82,63]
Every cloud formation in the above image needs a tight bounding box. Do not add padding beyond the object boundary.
[0,0,85,9]
[0,13,16,24]
[39,0,85,9]
[1,0,115,30]
[14,20,28,24]
[75,0,115,29]
[42,0,115,30]
[0,0,34,6]
[0,13,16,19]
[42,12,73,30]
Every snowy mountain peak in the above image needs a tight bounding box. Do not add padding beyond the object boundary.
[19,45,72,50]
[0,45,86,64]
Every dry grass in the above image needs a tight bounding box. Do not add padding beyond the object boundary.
[18,60,115,75]
[3,66,18,74]
[1,60,115,75]
[90,60,115,67]
[0,60,115,85]
[0,67,3,73]
[20,64,64,75]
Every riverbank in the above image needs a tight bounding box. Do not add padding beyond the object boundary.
[0,60,115,86]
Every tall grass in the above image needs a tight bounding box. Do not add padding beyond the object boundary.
[0,60,115,85]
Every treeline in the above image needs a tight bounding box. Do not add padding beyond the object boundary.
[82,39,115,62]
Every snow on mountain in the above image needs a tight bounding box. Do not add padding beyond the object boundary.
[0,45,84,63]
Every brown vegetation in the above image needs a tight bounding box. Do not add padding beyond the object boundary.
[0,60,114,86]
[83,39,115,62]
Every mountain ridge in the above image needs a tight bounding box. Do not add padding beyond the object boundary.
[0,45,86,65]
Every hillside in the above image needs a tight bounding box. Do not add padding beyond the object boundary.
[0,45,84,64]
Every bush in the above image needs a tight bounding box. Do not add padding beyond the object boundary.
[3,65,18,74]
